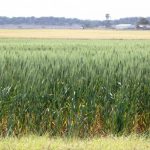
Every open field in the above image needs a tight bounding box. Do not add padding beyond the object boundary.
[0,135,150,150]
[0,29,150,39]
[0,39,149,137]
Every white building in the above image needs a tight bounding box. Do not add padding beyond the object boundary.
[137,25,150,30]
[113,24,136,30]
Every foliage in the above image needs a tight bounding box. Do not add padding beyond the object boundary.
[137,17,150,25]
[0,16,150,27]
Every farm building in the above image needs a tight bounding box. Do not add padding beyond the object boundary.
[137,25,150,30]
[113,24,136,30]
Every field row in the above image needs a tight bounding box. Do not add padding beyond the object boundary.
[0,29,150,39]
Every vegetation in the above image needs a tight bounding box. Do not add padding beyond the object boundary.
[0,16,150,28]
[105,13,111,27]
[0,135,149,150]
[137,17,150,25]
[0,39,150,137]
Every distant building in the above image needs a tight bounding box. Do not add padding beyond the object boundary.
[137,25,150,30]
[113,24,136,30]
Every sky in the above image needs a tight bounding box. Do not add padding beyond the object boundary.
[0,0,149,20]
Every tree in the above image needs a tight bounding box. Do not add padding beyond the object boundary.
[105,13,110,20]
[137,17,149,25]
[105,13,111,28]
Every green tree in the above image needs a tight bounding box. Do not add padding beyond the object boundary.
[105,13,110,28]
[137,17,149,25]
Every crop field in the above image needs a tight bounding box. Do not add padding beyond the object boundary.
[0,135,150,150]
[0,29,150,39]
[0,39,149,137]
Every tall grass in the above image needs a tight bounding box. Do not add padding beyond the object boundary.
[0,39,150,137]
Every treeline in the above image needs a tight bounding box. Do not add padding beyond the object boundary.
[0,16,150,27]
[0,17,102,27]
[112,17,150,25]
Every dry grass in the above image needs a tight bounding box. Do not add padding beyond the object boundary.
[0,29,150,39]
[0,135,149,150]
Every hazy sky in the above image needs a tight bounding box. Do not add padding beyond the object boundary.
[0,0,149,20]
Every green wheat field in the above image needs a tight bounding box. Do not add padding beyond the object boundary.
[0,38,149,149]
